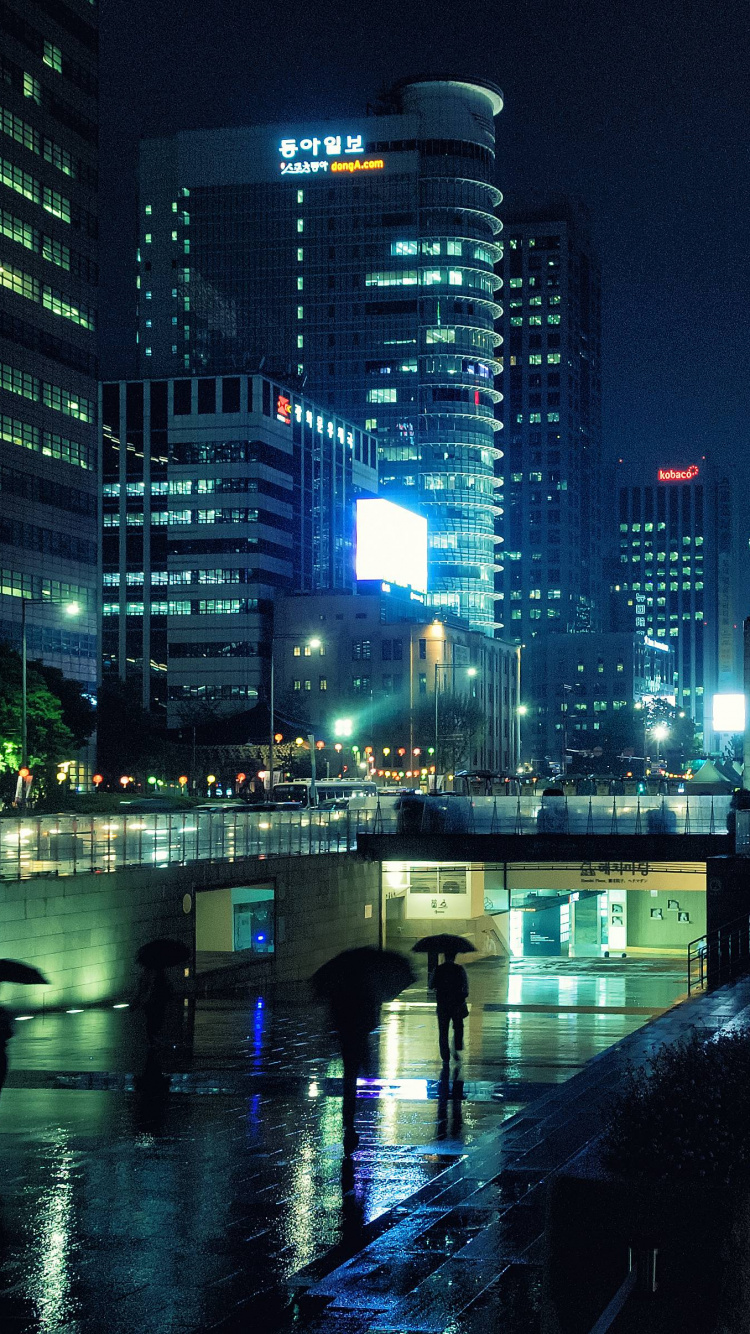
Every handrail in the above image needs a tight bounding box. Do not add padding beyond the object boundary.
[688,911,750,995]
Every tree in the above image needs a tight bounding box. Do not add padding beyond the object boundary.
[412,696,485,773]
[0,643,92,796]
[568,699,700,776]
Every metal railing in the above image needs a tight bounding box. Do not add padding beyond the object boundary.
[688,911,750,994]
[0,792,731,881]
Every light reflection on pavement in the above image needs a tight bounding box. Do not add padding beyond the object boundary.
[0,956,687,1331]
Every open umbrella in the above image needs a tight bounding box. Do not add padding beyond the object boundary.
[311,947,415,1005]
[412,934,477,957]
[0,959,49,985]
[136,939,190,970]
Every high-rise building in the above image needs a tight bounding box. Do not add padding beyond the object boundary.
[609,461,739,745]
[100,373,376,725]
[498,196,602,643]
[135,77,504,634]
[522,631,676,770]
[0,0,99,695]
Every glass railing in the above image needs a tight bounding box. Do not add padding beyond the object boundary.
[0,793,730,880]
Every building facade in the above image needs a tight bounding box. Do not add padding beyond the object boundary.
[522,631,676,769]
[135,77,504,634]
[100,373,376,725]
[273,587,520,776]
[498,196,602,643]
[0,0,99,695]
[609,462,738,746]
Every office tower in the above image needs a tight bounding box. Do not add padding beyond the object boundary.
[523,631,676,769]
[0,0,98,694]
[100,373,376,724]
[135,77,504,634]
[610,461,738,745]
[498,196,602,642]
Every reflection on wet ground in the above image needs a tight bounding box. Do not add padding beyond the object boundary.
[0,956,687,1332]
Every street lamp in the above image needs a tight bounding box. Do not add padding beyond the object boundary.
[652,722,669,771]
[269,634,321,797]
[434,662,479,790]
[20,597,81,778]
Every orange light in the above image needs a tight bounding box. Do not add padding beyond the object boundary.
[178,775,189,787]
[236,772,246,784]
[315,740,325,750]
[274,732,283,744]
[364,746,373,755]
[119,775,130,787]
[19,767,30,779]
[331,157,384,174]
[92,773,103,786]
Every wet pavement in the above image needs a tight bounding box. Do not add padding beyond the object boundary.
[0,956,688,1332]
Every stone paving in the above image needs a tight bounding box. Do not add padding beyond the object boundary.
[0,956,693,1333]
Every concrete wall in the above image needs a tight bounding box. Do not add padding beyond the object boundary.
[0,853,380,1009]
[626,886,705,950]
[195,887,233,952]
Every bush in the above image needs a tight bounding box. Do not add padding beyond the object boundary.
[603,1029,750,1185]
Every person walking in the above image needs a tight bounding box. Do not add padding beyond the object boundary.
[330,985,380,1153]
[433,951,469,1066]
[0,1005,13,1100]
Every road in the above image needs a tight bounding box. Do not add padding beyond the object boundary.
[0,956,687,1332]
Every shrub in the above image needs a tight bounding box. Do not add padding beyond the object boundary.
[603,1029,750,1185]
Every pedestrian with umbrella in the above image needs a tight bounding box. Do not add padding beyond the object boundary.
[311,947,415,1153]
[413,935,475,1068]
[0,959,49,1100]
[132,939,189,1048]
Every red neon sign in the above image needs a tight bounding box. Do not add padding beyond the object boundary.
[657,465,699,482]
[276,394,291,425]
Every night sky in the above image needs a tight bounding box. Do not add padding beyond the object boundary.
[100,0,750,477]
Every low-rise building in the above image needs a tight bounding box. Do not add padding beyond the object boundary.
[273,586,520,778]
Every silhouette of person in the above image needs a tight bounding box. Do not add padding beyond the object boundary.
[330,985,380,1153]
[433,951,469,1066]
[133,966,174,1047]
[436,1067,464,1140]
[0,1006,12,1100]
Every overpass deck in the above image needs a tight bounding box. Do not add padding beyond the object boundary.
[0,794,730,879]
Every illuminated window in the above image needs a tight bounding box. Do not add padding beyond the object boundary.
[367,388,397,403]
[43,41,62,73]
[391,240,418,255]
[297,247,303,261]
[297,219,304,232]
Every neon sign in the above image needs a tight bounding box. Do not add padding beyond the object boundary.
[278,133,368,176]
[331,158,384,174]
[657,465,699,482]
[276,394,291,425]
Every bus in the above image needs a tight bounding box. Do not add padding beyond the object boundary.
[271,778,379,809]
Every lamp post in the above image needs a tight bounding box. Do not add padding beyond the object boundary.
[561,683,572,778]
[268,634,321,797]
[434,662,478,790]
[652,722,669,773]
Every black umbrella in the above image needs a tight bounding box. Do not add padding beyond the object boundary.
[311,947,415,1005]
[136,939,190,970]
[412,934,477,957]
[0,959,49,985]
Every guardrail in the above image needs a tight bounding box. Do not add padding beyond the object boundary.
[688,911,750,994]
[0,793,730,880]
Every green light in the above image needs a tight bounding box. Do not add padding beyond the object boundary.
[427,747,435,755]
[147,775,157,785]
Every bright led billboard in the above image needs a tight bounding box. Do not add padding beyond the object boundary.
[712,693,746,733]
[355,499,428,594]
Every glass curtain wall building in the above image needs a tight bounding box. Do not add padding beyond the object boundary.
[135,77,504,634]
[0,0,98,694]
[609,463,738,745]
[100,373,376,724]
[498,196,602,643]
